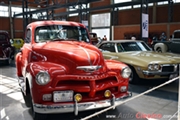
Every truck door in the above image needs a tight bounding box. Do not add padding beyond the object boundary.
[21,29,32,76]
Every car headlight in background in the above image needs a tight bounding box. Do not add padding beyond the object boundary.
[148,64,153,70]
[148,64,161,71]
[36,71,50,85]
[174,64,178,71]
[121,67,131,78]
[154,64,161,70]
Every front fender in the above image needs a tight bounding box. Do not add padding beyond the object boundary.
[26,62,67,78]
[105,59,128,71]
[154,43,168,53]
[25,62,67,102]
[16,52,23,77]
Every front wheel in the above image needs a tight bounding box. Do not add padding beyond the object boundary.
[156,47,162,53]
[32,109,47,120]
[21,90,31,107]
[29,91,47,120]
[129,67,140,84]
[5,57,12,65]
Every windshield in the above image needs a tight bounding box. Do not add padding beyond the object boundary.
[35,25,90,43]
[117,42,151,52]
[0,34,7,42]
[174,31,180,39]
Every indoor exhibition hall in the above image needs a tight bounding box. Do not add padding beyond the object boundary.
[0,0,180,120]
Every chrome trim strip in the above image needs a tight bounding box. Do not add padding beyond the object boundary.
[80,46,92,65]
[0,58,8,60]
[76,65,102,72]
[33,92,132,115]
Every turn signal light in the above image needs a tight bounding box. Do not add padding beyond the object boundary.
[74,94,82,102]
[104,90,111,98]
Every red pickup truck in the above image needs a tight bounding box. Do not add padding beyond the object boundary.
[0,30,15,65]
[15,20,132,120]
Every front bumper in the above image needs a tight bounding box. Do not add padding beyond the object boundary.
[33,92,132,115]
[143,70,178,76]
[0,57,8,60]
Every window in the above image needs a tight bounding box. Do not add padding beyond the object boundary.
[174,0,180,3]
[91,13,110,27]
[174,31,180,39]
[0,34,7,41]
[117,42,151,52]
[68,4,89,17]
[92,29,110,41]
[35,25,90,43]
[0,5,8,17]
[99,43,115,52]
[157,1,168,5]
[11,7,22,17]
[114,0,131,3]
[114,0,132,10]
[25,29,31,43]
[91,13,110,40]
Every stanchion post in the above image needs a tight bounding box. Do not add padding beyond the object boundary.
[178,64,180,120]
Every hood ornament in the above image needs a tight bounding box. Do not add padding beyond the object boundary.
[76,66,102,72]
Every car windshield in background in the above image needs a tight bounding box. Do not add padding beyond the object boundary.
[35,25,90,43]
[174,31,180,39]
[117,42,151,52]
[0,34,7,42]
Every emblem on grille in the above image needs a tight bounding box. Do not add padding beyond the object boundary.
[76,66,102,72]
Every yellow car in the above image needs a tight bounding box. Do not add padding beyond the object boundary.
[97,40,180,84]
[10,38,24,49]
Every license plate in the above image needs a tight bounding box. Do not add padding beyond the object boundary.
[53,91,73,102]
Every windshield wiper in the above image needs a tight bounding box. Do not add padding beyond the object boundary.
[51,38,66,41]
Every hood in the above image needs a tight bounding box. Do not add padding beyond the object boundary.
[32,41,106,74]
[104,51,180,67]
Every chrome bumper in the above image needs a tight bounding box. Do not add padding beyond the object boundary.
[143,70,178,76]
[33,92,132,115]
[0,58,8,60]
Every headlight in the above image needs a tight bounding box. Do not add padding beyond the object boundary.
[148,64,153,70]
[148,64,160,71]
[121,67,131,78]
[174,64,178,71]
[36,71,50,85]
[154,64,160,70]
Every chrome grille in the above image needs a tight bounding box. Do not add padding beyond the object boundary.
[56,76,119,99]
[162,66,174,72]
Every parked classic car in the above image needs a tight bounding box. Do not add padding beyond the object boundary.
[154,30,180,53]
[0,30,15,65]
[97,40,180,84]
[15,21,132,120]
[10,38,24,50]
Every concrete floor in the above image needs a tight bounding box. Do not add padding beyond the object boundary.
[0,61,178,120]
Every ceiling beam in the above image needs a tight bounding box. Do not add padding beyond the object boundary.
[13,0,169,17]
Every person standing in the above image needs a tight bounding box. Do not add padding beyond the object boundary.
[159,32,167,41]
[102,35,107,41]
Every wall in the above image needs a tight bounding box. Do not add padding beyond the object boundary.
[114,23,180,40]
[13,18,24,38]
[0,17,10,32]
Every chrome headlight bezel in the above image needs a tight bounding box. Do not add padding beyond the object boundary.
[35,71,50,85]
[121,67,132,78]
[148,64,160,71]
